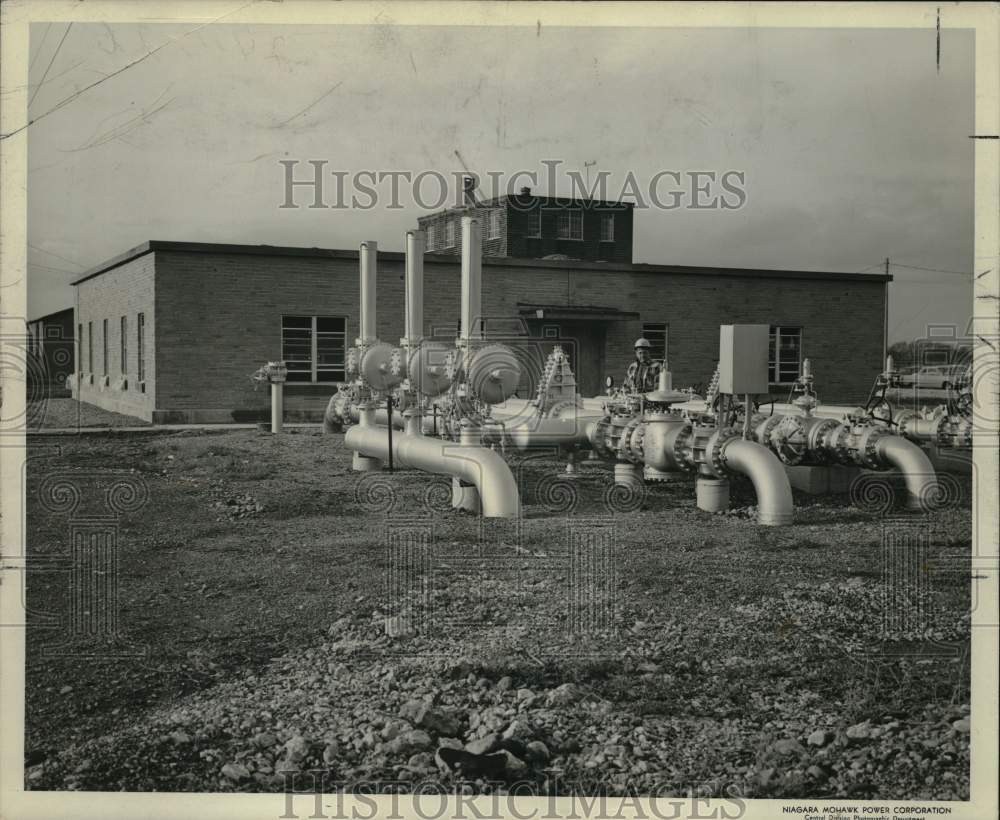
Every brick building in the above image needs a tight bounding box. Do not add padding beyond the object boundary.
[67,238,891,423]
[26,307,75,397]
[417,186,634,264]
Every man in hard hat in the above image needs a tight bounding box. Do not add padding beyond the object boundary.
[624,338,662,393]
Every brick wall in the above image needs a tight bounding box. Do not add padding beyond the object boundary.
[74,246,887,422]
[415,258,884,403]
[478,264,885,403]
[73,253,156,421]
[417,199,634,264]
[416,207,506,257]
[152,249,411,422]
[505,199,633,263]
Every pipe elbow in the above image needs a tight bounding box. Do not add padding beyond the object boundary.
[347,428,521,518]
[874,436,939,510]
[445,445,521,518]
[720,438,794,526]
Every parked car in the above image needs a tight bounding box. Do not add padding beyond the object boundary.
[896,365,961,389]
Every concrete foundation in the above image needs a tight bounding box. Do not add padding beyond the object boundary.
[614,462,643,489]
[784,464,862,494]
[696,477,730,513]
[352,454,382,472]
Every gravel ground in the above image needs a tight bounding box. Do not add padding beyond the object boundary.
[27,398,150,429]
[24,429,972,798]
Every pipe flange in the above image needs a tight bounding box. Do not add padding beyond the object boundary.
[632,422,646,461]
[547,399,582,420]
[672,424,695,472]
[389,347,406,378]
[618,416,644,463]
[814,419,847,463]
[859,425,887,469]
[345,347,360,377]
[592,417,614,460]
[753,414,782,446]
[710,428,737,475]
[444,349,462,381]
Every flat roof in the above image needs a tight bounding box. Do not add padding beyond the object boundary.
[28,306,74,324]
[70,239,893,286]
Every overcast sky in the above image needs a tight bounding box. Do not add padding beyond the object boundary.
[26,23,975,343]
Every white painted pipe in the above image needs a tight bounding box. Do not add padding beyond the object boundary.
[490,400,606,423]
[351,404,383,472]
[344,426,520,518]
[718,438,794,526]
[696,477,730,513]
[875,436,940,511]
[405,230,424,345]
[502,418,595,450]
[271,382,283,434]
[765,402,866,419]
[360,241,377,343]
[460,216,481,345]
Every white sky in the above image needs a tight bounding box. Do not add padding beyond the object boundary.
[26,23,975,343]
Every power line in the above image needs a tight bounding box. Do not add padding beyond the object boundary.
[28,23,53,74]
[890,262,971,277]
[27,263,80,276]
[27,22,73,111]
[28,242,85,268]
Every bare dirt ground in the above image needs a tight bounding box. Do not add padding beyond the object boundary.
[23,428,972,799]
[27,397,151,429]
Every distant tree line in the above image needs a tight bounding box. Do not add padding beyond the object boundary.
[887,340,972,371]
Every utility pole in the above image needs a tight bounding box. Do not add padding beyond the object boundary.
[883,257,890,365]
[584,160,597,190]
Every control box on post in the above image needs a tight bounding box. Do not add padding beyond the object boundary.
[719,324,770,394]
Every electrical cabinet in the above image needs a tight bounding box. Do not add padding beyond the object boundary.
[718,324,770,394]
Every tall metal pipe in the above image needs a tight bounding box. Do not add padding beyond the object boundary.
[719,438,795,526]
[500,418,595,450]
[351,403,382,472]
[360,241,377,343]
[344,426,520,518]
[460,216,481,346]
[404,231,424,346]
[874,436,940,510]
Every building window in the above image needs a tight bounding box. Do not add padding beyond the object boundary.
[120,316,128,375]
[600,213,615,242]
[101,319,109,375]
[281,315,346,383]
[426,225,436,250]
[526,209,541,238]
[769,326,802,384]
[557,209,583,240]
[444,220,456,248]
[87,321,93,373]
[487,209,502,240]
[77,323,83,374]
[642,323,668,361]
[137,313,145,382]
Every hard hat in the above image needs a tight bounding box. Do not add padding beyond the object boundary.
[634,338,651,349]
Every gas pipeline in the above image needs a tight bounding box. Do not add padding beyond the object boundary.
[665,358,947,509]
[324,219,523,518]
[322,215,945,523]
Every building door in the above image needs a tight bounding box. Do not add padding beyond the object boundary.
[527,320,606,398]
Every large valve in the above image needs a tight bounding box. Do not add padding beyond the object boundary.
[467,344,522,405]
[360,342,403,391]
[399,341,454,397]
